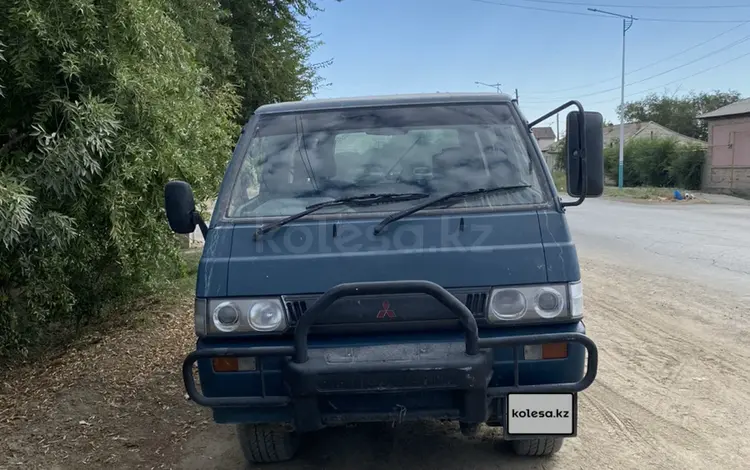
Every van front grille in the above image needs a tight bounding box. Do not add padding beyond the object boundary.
[283,289,488,325]
[285,300,308,322]
[464,293,487,314]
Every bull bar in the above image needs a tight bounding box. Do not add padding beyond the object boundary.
[182,280,598,431]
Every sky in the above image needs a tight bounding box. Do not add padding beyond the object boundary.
[306,0,750,136]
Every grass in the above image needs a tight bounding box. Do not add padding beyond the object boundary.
[0,248,202,368]
[0,250,204,469]
[176,247,202,291]
[552,170,567,193]
[552,170,680,202]
[602,186,676,200]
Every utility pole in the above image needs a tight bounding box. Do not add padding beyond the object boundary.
[588,8,636,189]
[475,81,502,93]
[556,113,560,142]
[515,88,519,101]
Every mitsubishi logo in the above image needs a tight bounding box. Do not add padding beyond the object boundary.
[376,300,396,319]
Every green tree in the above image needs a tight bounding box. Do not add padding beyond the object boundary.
[166,0,238,90]
[0,0,335,357]
[221,0,337,121]
[619,90,741,141]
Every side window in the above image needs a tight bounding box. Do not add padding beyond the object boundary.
[404,129,458,160]
[230,134,296,209]
[403,129,461,172]
[334,133,394,180]
[412,129,460,152]
[482,125,528,163]
[235,139,263,200]
[333,129,461,181]
[334,132,393,154]
[477,125,537,185]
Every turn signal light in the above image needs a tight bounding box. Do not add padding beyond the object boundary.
[523,343,568,360]
[212,357,238,372]
[541,342,568,359]
[211,357,257,372]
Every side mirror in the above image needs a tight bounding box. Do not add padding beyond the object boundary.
[566,111,604,198]
[164,180,199,234]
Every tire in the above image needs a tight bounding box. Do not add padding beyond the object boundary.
[511,437,564,456]
[236,424,300,464]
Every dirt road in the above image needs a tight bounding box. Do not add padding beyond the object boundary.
[3,200,750,469]
[175,257,750,470]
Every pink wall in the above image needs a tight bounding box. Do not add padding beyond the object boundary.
[704,117,750,193]
[710,121,750,167]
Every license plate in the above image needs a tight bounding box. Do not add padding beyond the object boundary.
[505,393,577,436]
[313,342,466,364]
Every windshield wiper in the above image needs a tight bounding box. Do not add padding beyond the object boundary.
[253,192,429,240]
[372,185,532,235]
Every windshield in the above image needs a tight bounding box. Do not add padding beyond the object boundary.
[227,103,550,218]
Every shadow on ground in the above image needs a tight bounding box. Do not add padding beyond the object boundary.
[180,420,562,470]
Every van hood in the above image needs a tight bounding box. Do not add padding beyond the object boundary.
[197,209,578,331]
[221,210,566,295]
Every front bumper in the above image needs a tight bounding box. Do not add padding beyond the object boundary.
[182,280,598,432]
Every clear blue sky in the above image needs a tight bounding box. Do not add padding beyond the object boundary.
[307,0,750,134]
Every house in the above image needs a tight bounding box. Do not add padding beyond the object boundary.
[531,126,556,151]
[698,99,750,194]
[602,121,706,149]
[531,127,557,169]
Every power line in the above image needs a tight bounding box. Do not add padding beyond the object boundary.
[475,81,503,92]
[624,33,750,85]
[526,22,748,95]
[467,0,609,18]
[584,50,750,106]
[511,0,750,10]
[523,32,750,103]
[466,0,750,23]
[638,17,750,24]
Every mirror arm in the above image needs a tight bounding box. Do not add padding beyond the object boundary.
[529,100,581,128]
[530,100,588,208]
[191,211,208,238]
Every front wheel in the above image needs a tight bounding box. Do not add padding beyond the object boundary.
[237,424,300,463]
[511,437,564,456]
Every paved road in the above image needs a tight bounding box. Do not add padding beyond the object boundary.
[567,198,750,297]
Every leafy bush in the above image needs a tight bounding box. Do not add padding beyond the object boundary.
[669,145,705,190]
[603,138,705,190]
[0,0,329,358]
[0,0,244,357]
[553,137,567,172]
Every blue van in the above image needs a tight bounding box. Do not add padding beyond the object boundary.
[164,93,604,464]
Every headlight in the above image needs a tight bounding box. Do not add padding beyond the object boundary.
[489,289,527,320]
[534,287,565,318]
[248,300,285,332]
[197,298,288,335]
[487,282,580,324]
[213,301,241,332]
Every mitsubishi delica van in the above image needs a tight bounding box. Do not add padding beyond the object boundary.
[164,93,605,464]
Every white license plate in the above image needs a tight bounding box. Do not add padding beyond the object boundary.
[505,393,576,436]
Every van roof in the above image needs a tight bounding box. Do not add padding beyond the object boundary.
[254,92,515,115]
